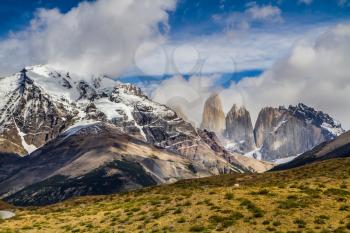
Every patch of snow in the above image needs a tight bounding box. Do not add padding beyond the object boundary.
[95,99,123,119]
[244,148,262,160]
[321,122,344,137]
[95,98,147,141]
[62,120,100,139]
[273,155,298,165]
[0,75,18,111]
[273,120,288,133]
[225,142,238,151]
[13,119,37,155]
[0,211,16,220]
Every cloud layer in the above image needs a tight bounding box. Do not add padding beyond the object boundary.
[151,23,350,129]
[0,0,175,77]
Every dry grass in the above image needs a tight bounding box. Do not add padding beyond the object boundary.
[1,157,350,233]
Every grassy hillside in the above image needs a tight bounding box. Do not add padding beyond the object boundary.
[1,157,350,233]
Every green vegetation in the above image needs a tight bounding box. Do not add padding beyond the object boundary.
[1,157,350,232]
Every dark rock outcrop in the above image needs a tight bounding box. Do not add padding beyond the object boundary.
[225,105,255,153]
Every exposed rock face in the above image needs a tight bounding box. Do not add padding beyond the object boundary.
[200,94,225,134]
[225,105,255,153]
[254,104,344,161]
[254,107,278,149]
[199,99,345,162]
[272,130,350,171]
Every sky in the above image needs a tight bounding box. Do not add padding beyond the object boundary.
[0,0,350,128]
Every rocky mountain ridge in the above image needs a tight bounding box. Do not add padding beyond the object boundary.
[0,65,272,204]
[201,95,345,162]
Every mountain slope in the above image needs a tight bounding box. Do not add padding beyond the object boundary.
[0,65,271,174]
[2,156,350,232]
[0,122,272,206]
[272,130,350,171]
[0,122,212,205]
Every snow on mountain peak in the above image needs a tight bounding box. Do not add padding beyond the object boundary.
[283,103,344,137]
[0,65,154,154]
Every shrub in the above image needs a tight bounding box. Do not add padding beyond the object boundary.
[266,226,276,232]
[225,192,234,200]
[278,196,308,209]
[299,186,321,198]
[189,225,206,232]
[251,189,270,195]
[209,211,244,228]
[262,220,270,225]
[293,219,306,228]
[334,226,347,233]
[272,221,281,226]
[173,208,182,214]
[240,199,264,218]
[339,205,350,211]
[314,215,329,225]
[346,222,350,230]
[324,188,350,197]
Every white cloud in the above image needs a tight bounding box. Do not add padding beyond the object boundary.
[151,75,221,126]
[245,3,282,22]
[212,2,283,31]
[131,24,327,76]
[0,0,176,77]
[151,23,350,130]
[298,0,313,5]
[221,23,350,129]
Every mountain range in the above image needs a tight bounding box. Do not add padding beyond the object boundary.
[200,93,345,162]
[0,65,271,205]
[0,65,348,205]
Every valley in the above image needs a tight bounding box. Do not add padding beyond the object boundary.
[1,157,350,232]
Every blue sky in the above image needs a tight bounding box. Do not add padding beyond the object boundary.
[168,0,350,37]
[0,0,349,81]
[1,0,350,127]
[0,0,89,37]
[1,0,349,38]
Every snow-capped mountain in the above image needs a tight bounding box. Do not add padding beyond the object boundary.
[286,103,344,138]
[0,65,273,204]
